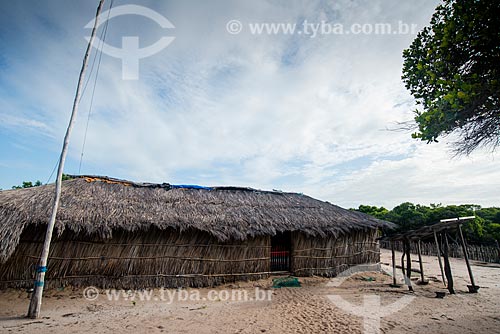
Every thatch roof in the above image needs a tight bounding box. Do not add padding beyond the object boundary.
[0,175,392,263]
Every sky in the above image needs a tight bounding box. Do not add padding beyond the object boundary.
[0,0,498,209]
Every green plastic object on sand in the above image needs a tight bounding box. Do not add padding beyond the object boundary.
[272,276,301,288]
[360,276,375,282]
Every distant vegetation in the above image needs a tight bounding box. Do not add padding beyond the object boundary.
[353,202,500,244]
[9,174,73,190]
[11,180,43,189]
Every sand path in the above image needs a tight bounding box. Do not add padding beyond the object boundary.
[1,249,499,333]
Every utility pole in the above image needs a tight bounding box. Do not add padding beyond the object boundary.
[27,0,105,319]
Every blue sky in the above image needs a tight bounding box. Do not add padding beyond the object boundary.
[1,0,498,208]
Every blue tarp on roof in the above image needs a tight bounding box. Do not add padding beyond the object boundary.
[171,184,213,190]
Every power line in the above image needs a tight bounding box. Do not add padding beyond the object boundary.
[45,159,58,185]
[79,0,114,102]
[28,0,106,319]
[45,0,112,184]
[45,0,114,184]
[78,0,114,174]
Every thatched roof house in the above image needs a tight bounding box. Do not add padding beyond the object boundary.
[0,176,391,289]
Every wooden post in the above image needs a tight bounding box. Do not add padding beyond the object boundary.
[442,232,455,294]
[27,0,105,319]
[458,224,479,292]
[417,239,426,284]
[404,239,413,291]
[401,251,406,277]
[434,231,446,286]
[390,240,400,287]
[495,239,500,264]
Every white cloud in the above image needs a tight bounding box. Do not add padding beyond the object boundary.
[1,0,499,208]
[318,143,500,209]
[0,114,51,133]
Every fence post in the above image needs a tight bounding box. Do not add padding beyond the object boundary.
[495,240,500,263]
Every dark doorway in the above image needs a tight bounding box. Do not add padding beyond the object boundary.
[271,232,291,271]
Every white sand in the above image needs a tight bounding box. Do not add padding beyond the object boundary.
[1,249,499,333]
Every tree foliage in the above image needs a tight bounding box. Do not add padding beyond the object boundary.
[355,202,500,244]
[12,180,42,189]
[355,205,389,219]
[402,0,500,155]
[10,174,72,190]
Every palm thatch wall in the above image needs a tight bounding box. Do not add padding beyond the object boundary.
[0,226,270,289]
[0,175,392,289]
[292,229,380,276]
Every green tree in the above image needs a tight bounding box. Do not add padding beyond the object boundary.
[402,0,500,155]
[11,174,73,190]
[385,202,428,230]
[476,207,500,241]
[355,205,389,219]
[12,180,42,189]
[356,202,492,242]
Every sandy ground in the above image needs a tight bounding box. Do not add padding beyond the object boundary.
[1,249,499,333]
